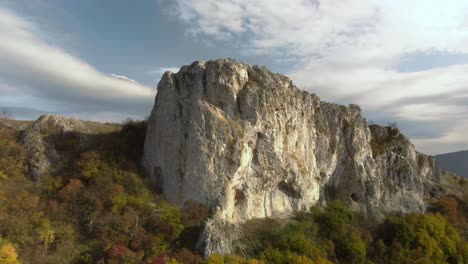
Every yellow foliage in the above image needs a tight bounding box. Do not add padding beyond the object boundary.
[207,254,225,264]
[207,254,252,264]
[39,219,55,250]
[0,244,20,264]
[40,229,55,248]
[166,258,181,264]
[76,151,102,179]
[245,259,264,264]
[289,255,315,264]
[224,254,247,264]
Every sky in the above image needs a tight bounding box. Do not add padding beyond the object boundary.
[0,0,468,155]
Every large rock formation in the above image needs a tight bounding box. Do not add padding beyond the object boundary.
[142,59,442,254]
[18,115,120,180]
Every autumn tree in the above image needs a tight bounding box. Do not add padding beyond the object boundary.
[438,196,459,223]
[0,243,20,264]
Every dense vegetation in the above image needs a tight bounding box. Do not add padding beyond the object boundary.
[0,121,203,263]
[0,121,466,263]
[217,199,467,264]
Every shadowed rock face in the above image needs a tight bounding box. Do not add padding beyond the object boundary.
[18,115,121,180]
[19,115,89,180]
[142,59,442,254]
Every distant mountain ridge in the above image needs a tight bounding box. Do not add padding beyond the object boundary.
[435,150,468,178]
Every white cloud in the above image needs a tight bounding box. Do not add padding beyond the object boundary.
[168,1,468,57]
[0,7,154,117]
[165,0,468,154]
[111,74,137,83]
[412,122,468,154]
[391,103,467,122]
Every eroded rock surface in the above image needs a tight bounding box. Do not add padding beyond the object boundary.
[19,115,120,180]
[142,59,442,254]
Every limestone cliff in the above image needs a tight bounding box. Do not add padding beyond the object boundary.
[18,115,120,180]
[142,59,442,254]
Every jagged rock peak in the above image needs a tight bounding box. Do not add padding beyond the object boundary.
[30,114,90,133]
[142,59,442,254]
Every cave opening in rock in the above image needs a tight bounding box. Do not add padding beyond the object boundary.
[351,193,359,202]
[278,181,301,199]
[234,189,245,206]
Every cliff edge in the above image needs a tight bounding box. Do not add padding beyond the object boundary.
[142,59,442,254]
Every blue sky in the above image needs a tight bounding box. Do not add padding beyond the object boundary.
[1,0,468,154]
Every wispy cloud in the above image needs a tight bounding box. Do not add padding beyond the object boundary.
[0,7,154,118]
[111,74,137,83]
[164,0,468,154]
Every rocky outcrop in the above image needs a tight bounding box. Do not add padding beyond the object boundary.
[142,59,442,254]
[195,218,242,256]
[19,115,120,180]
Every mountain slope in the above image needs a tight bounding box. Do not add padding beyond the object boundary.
[0,99,465,263]
[0,117,195,263]
[436,150,468,178]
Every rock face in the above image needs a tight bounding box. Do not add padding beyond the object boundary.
[142,59,442,254]
[19,115,120,180]
[20,115,85,180]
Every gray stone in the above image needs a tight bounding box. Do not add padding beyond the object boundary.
[19,114,120,180]
[195,218,242,256]
[142,59,442,255]
[19,115,88,180]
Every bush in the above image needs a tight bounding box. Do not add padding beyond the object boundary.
[1,121,467,264]
[0,243,19,264]
[314,200,354,237]
[0,129,25,179]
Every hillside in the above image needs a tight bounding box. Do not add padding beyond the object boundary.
[0,114,466,263]
[0,60,466,263]
[436,150,468,178]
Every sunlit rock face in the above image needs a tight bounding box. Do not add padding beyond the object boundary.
[142,59,441,254]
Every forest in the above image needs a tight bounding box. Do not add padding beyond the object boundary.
[0,121,466,264]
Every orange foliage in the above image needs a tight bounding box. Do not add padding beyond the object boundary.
[438,196,459,223]
[172,248,203,264]
[47,199,59,214]
[183,200,210,224]
[11,191,39,212]
[58,179,84,200]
